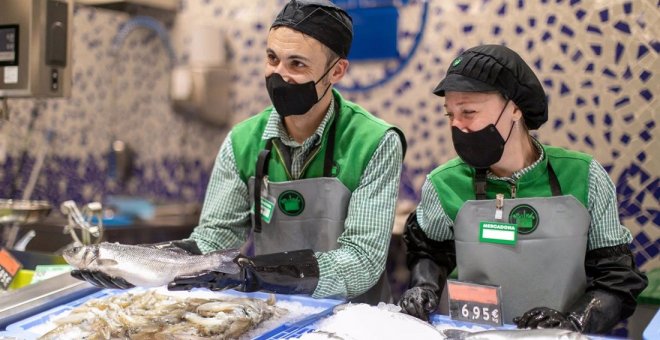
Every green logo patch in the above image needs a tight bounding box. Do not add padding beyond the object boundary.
[452,56,463,67]
[509,204,539,234]
[278,190,305,216]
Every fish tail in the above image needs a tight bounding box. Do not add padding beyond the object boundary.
[207,248,241,274]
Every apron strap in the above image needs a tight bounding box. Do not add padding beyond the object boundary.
[472,160,562,200]
[474,168,488,200]
[323,110,338,177]
[547,161,562,196]
[254,139,273,233]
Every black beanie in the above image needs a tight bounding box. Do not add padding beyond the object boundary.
[433,45,548,130]
[271,0,353,58]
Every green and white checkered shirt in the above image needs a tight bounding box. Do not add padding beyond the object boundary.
[190,98,404,299]
[417,141,632,250]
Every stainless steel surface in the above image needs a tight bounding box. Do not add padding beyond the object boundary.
[0,0,72,98]
[0,199,52,248]
[0,199,52,225]
[0,273,99,328]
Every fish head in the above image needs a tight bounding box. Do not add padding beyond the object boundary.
[63,244,100,269]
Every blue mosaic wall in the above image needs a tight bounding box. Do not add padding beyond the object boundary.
[1,0,657,278]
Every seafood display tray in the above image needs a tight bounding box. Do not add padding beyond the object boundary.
[258,312,628,339]
[256,312,511,339]
[3,288,343,339]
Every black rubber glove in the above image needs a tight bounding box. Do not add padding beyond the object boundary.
[513,307,577,330]
[70,269,135,289]
[398,258,442,321]
[70,239,201,289]
[398,212,456,321]
[514,244,648,334]
[168,249,320,295]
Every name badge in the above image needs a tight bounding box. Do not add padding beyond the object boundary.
[260,196,275,224]
[479,221,517,246]
[447,279,503,326]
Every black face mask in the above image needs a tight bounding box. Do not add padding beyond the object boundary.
[451,100,515,169]
[265,59,340,117]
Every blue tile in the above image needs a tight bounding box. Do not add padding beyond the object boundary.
[547,14,556,25]
[615,42,625,64]
[497,3,507,15]
[567,132,577,143]
[541,31,552,41]
[614,96,630,108]
[614,21,631,34]
[620,133,631,145]
[560,25,574,37]
[575,9,586,20]
[552,63,564,72]
[622,66,633,80]
[608,85,622,94]
[584,135,594,148]
[623,2,632,14]
[640,130,652,142]
[585,62,594,72]
[586,25,602,35]
[599,9,609,22]
[639,89,653,101]
[591,44,602,56]
[637,152,646,162]
[553,118,563,130]
[651,40,660,53]
[637,44,649,59]
[560,82,570,95]
[604,113,612,126]
[602,67,616,78]
[572,50,583,62]
[586,112,594,124]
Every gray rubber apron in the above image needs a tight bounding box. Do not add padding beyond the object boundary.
[452,163,589,323]
[248,113,392,305]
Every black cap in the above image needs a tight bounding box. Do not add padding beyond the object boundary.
[271,0,353,58]
[433,45,548,130]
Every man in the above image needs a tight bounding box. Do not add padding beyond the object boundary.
[72,0,405,304]
[398,45,647,333]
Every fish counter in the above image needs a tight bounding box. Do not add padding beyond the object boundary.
[0,287,342,339]
[0,284,636,340]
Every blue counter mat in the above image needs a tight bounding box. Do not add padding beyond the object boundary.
[644,308,660,340]
[258,311,626,339]
[255,309,514,339]
[7,288,343,340]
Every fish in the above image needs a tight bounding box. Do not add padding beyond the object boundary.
[442,328,591,340]
[63,242,241,287]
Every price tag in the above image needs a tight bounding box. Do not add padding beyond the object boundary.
[447,279,503,326]
[0,247,22,290]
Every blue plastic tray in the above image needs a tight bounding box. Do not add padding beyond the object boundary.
[255,309,514,339]
[7,288,343,339]
[644,308,660,340]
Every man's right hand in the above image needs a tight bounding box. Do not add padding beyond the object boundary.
[70,269,134,289]
[398,286,440,321]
